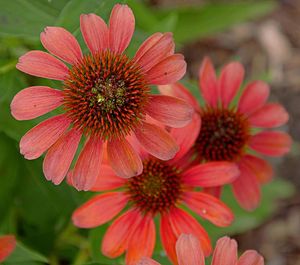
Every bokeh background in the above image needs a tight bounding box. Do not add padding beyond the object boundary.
[0,0,299,264]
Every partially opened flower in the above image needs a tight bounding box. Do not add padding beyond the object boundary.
[138,234,264,265]
[71,119,239,265]
[0,235,16,263]
[11,4,192,190]
[159,57,292,210]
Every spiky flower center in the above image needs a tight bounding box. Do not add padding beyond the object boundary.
[63,50,149,141]
[195,107,250,161]
[127,158,182,215]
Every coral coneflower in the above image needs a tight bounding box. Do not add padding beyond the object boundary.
[138,234,264,265]
[71,119,239,265]
[159,57,292,210]
[11,4,192,190]
[0,235,16,263]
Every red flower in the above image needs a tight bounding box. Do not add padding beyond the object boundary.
[0,235,16,263]
[11,4,192,190]
[138,234,264,265]
[159,57,292,210]
[71,121,239,265]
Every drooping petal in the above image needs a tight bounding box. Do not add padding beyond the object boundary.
[126,214,156,265]
[40,26,82,64]
[237,81,270,116]
[11,86,63,120]
[109,4,135,53]
[135,33,174,73]
[72,192,128,228]
[72,137,104,191]
[199,57,218,107]
[0,235,16,263]
[20,115,71,160]
[238,250,264,265]
[168,208,212,257]
[249,131,292,157]
[146,95,194,128]
[248,103,289,128]
[232,161,261,211]
[219,62,244,108]
[102,209,142,258]
[146,54,187,85]
[107,138,143,178]
[43,128,81,185]
[182,162,239,187]
[137,257,161,265]
[80,13,109,54]
[16,51,69,80]
[183,192,234,227]
[91,164,126,191]
[134,122,178,160]
[176,234,205,265]
[211,237,238,265]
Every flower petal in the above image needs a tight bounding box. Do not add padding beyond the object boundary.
[182,162,239,187]
[199,57,218,107]
[11,86,63,121]
[135,32,174,73]
[43,128,81,185]
[248,103,289,128]
[238,81,270,116]
[238,250,264,265]
[107,138,143,178]
[20,115,71,160]
[134,122,179,160]
[249,131,292,157]
[72,137,104,191]
[219,62,244,108]
[102,209,142,258]
[183,191,234,227]
[72,192,128,228]
[126,214,156,265]
[16,51,69,80]
[146,54,187,85]
[40,26,82,64]
[80,13,109,54]
[137,257,161,265]
[176,234,205,265]
[0,235,16,263]
[211,237,238,265]
[146,95,194,128]
[109,4,135,53]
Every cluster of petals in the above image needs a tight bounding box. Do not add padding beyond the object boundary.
[71,116,239,265]
[138,234,264,265]
[0,235,16,262]
[11,4,192,191]
[159,57,292,210]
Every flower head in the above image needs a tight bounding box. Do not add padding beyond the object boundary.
[11,4,192,190]
[0,235,16,263]
[159,57,292,210]
[138,234,264,265]
[71,120,239,265]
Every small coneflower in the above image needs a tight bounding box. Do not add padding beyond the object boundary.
[71,120,239,265]
[138,234,264,265]
[159,57,292,210]
[0,235,16,263]
[11,4,192,190]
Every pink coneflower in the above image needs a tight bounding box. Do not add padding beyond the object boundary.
[159,57,292,210]
[71,120,239,265]
[11,4,192,190]
[138,234,264,265]
[0,235,16,263]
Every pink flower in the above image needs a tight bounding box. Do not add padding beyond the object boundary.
[159,57,292,210]
[11,4,192,191]
[138,234,264,265]
[71,120,239,265]
[0,235,16,263]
